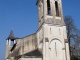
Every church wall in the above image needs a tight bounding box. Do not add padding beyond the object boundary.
[63,26,67,40]
[8,33,38,58]
[23,34,37,54]
[37,26,44,53]
[16,34,37,55]
[65,43,70,60]
[42,24,68,60]
[6,45,12,58]
[43,24,66,49]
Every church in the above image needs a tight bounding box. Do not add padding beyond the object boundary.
[5,0,70,60]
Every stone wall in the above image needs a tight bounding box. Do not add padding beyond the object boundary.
[10,33,38,57]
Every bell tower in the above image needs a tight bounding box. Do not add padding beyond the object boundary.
[37,0,65,27]
[36,0,70,60]
[5,30,16,59]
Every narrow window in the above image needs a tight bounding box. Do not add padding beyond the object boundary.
[59,29,61,35]
[55,1,59,16]
[55,42,57,56]
[50,28,51,34]
[47,0,51,15]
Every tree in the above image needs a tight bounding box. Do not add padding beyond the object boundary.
[73,30,80,59]
[64,16,80,60]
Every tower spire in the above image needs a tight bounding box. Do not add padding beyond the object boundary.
[7,30,15,40]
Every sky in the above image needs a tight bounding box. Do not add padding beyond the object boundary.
[0,0,80,60]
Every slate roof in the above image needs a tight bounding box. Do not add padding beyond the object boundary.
[7,30,16,40]
[23,48,42,57]
[7,48,42,59]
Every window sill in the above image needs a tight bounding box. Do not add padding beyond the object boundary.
[55,16,61,20]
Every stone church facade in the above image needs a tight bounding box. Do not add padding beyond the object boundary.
[5,0,70,60]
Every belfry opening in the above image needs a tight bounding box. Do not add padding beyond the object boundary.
[55,1,59,16]
[47,0,51,15]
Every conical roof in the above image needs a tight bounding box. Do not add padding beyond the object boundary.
[7,30,15,40]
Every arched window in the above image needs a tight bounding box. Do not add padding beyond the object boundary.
[47,0,51,15]
[55,1,59,16]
